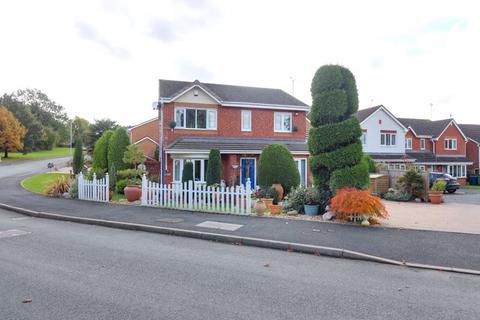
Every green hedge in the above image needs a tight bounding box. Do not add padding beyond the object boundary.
[116,178,141,194]
[206,149,221,186]
[309,141,363,171]
[108,127,130,171]
[92,129,113,171]
[329,158,370,193]
[257,144,299,194]
[116,168,145,180]
[308,117,362,154]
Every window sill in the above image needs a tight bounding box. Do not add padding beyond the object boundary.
[175,127,217,131]
[274,130,293,133]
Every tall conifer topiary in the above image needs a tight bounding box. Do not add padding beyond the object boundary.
[308,65,369,209]
[182,161,194,183]
[92,129,113,171]
[73,138,84,174]
[206,149,221,186]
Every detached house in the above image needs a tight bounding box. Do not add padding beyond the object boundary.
[130,79,310,187]
[356,105,473,184]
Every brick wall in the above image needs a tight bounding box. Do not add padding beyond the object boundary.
[405,129,433,151]
[434,123,466,155]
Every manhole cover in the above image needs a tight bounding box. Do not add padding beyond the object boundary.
[155,218,184,223]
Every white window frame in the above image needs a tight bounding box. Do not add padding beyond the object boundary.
[405,138,412,150]
[361,131,367,145]
[241,110,252,132]
[175,107,217,130]
[447,164,466,178]
[274,112,292,133]
[420,138,426,150]
[380,132,397,146]
[172,159,208,183]
[294,158,308,186]
[444,138,457,150]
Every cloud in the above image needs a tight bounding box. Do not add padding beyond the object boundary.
[75,21,130,59]
[423,17,468,33]
[177,61,213,80]
[149,19,177,42]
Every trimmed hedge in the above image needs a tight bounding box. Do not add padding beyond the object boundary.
[182,161,193,183]
[308,65,368,211]
[329,158,370,193]
[308,117,362,154]
[108,127,130,171]
[206,149,221,186]
[257,144,299,194]
[309,142,363,172]
[92,129,113,171]
[73,138,84,174]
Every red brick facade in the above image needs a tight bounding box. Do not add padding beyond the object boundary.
[466,139,480,174]
[433,122,467,156]
[405,129,433,151]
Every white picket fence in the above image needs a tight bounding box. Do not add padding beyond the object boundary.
[141,175,253,215]
[78,172,109,202]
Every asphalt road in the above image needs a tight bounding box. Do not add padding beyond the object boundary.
[1,209,479,320]
[0,156,71,179]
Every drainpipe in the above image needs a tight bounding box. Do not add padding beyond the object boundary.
[158,98,165,185]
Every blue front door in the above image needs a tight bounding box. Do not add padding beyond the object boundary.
[240,158,255,188]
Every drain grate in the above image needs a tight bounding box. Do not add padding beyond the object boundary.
[155,218,185,223]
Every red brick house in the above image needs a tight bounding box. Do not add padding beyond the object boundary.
[129,79,310,187]
[397,118,471,184]
[459,124,480,175]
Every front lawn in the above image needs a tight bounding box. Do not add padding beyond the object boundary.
[2,148,71,161]
[21,173,70,194]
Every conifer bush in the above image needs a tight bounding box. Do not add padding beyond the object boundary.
[206,149,221,186]
[92,130,113,171]
[73,138,84,174]
[308,65,369,211]
[182,161,194,183]
[108,127,130,171]
[257,144,299,194]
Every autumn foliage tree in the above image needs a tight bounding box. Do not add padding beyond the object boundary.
[330,187,389,221]
[0,106,27,158]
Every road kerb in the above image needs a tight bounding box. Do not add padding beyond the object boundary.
[0,202,478,276]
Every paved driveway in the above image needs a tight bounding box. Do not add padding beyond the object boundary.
[444,188,480,205]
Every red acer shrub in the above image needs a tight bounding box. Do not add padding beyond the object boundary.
[330,187,389,221]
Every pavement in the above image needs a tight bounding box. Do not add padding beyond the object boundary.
[1,209,479,320]
[1,157,480,272]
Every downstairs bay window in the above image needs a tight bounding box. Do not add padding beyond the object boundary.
[447,164,466,178]
[173,159,208,183]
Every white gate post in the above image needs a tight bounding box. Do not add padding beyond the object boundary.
[188,180,193,210]
[78,173,83,200]
[141,174,147,206]
[93,173,97,201]
[245,178,252,214]
[105,173,109,202]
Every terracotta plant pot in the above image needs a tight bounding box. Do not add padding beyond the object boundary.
[428,191,443,204]
[261,198,273,208]
[269,204,282,215]
[254,200,267,216]
[272,184,284,202]
[124,185,142,202]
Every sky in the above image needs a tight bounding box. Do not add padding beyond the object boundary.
[0,0,479,126]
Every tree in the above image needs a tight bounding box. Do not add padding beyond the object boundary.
[90,118,118,146]
[182,161,194,183]
[73,138,84,174]
[72,117,91,147]
[206,149,221,186]
[92,130,113,171]
[107,127,130,171]
[308,65,369,207]
[257,144,300,194]
[0,107,27,158]
[123,144,146,169]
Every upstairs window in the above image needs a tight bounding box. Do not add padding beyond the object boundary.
[405,138,412,150]
[274,112,292,132]
[444,138,457,150]
[420,138,426,150]
[175,107,217,130]
[241,110,252,132]
[361,131,367,145]
[380,132,396,146]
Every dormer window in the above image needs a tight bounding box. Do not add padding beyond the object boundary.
[444,138,457,150]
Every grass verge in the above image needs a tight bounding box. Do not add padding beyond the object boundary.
[2,148,71,161]
[462,185,480,190]
[21,173,70,194]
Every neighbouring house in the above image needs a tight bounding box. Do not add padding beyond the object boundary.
[129,79,311,187]
[355,105,473,184]
[459,124,480,175]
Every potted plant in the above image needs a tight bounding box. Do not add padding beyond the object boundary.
[261,187,275,208]
[304,187,321,216]
[429,180,446,204]
[254,199,267,216]
[168,120,176,131]
[269,189,282,215]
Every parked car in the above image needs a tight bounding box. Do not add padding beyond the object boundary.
[429,172,460,193]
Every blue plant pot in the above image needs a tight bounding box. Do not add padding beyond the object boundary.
[304,204,319,216]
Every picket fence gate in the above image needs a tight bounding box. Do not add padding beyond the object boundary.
[141,175,253,215]
[78,172,109,202]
